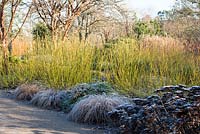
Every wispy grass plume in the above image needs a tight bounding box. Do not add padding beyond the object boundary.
[31,90,68,110]
[68,95,125,124]
[14,83,43,101]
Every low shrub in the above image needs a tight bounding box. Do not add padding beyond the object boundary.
[31,90,68,110]
[68,95,126,124]
[14,83,43,101]
[62,82,116,112]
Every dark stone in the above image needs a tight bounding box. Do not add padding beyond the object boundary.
[175,90,184,97]
[132,98,149,106]
[187,86,200,93]
[155,85,181,93]
[173,98,187,106]
[162,92,173,102]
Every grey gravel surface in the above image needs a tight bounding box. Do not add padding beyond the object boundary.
[0,90,104,134]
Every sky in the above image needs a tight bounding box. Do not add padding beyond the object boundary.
[125,0,176,18]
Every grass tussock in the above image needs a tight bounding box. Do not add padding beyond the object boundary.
[14,84,42,101]
[62,82,116,112]
[31,90,67,109]
[68,95,125,124]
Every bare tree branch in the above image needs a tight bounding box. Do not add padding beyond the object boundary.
[11,4,32,42]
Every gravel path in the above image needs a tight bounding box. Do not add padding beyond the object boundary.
[0,91,104,134]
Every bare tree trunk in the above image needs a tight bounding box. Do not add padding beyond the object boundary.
[78,16,84,42]
[125,20,129,37]
[79,30,82,42]
[51,29,56,48]
[84,16,89,41]
[0,1,8,74]
[62,22,71,43]
[2,38,8,74]
[0,1,31,74]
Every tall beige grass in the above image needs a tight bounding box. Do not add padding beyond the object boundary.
[141,36,184,51]
[12,38,31,56]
